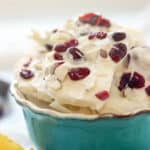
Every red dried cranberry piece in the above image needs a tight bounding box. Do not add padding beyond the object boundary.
[88,33,96,40]
[68,47,84,60]
[88,32,107,40]
[96,32,107,39]
[97,16,111,27]
[100,49,107,58]
[79,13,97,24]
[54,44,67,52]
[109,43,127,63]
[118,73,131,91]
[115,43,127,51]
[20,69,34,79]
[145,85,150,96]
[112,32,126,41]
[68,67,90,81]
[95,90,109,100]
[89,15,99,25]
[128,72,145,89]
[45,44,53,51]
[65,39,78,48]
[79,13,111,27]
[54,53,63,60]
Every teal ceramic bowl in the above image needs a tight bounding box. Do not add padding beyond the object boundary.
[11,85,150,150]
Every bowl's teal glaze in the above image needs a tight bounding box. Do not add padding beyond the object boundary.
[22,106,150,150]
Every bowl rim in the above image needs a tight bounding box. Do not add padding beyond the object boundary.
[11,81,150,120]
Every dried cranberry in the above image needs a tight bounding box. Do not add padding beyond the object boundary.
[114,43,127,53]
[89,15,99,25]
[112,32,126,41]
[54,44,67,52]
[88,32,107,40]
[79,13,97,24]
[54,53,63,60]
[68,47,84,60]
[128,72,145,89]
[88,33,96,40]
[95,90,109,100]
[96,32,107,39]
[100,49,107,58]
[118,73,131,91]
[79,13,111,27]
[45,44,53,51]
[20,69,34,79]
[109,43,127,63]
[97,16,111,27]
[68,67,90,81]
[65,39,78,48]
[145,85,150,96]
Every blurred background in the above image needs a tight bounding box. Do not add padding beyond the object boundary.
[0,0,150,148]
[1,0,150,71]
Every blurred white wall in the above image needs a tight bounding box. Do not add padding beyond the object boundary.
[0,0,150,71]
[1,0,150,21]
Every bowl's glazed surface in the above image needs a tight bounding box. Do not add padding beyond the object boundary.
[22,105,150,150]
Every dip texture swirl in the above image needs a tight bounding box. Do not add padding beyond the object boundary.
[14,13,150,116]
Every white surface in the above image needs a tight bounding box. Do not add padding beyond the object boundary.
[0,0,150,149]
[0,98,33,149]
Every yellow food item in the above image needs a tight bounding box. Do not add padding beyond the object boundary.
[0,134,23,150]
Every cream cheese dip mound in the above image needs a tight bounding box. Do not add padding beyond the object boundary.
[14,13,150,116]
